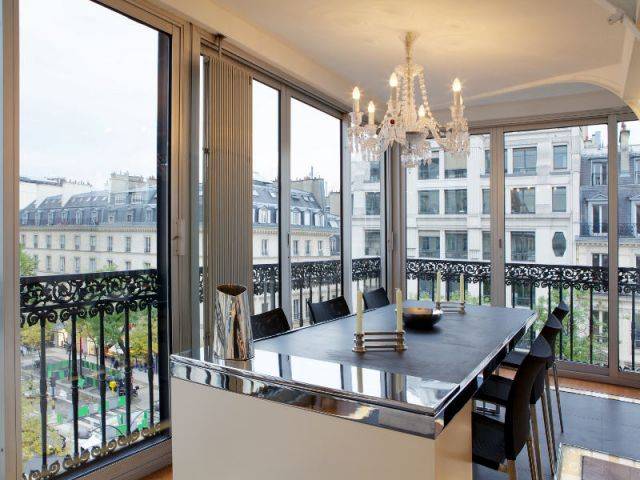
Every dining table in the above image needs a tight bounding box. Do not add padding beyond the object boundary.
[170,301,536,480]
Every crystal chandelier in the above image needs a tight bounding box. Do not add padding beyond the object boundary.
[348,32,469,168]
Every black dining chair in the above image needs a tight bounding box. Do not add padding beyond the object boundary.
[307,296,350,324]
[250,307,290,340]
[363,287,390,309]
[502,301,569,434]
[478,313,563,478]
[473,336,551,480]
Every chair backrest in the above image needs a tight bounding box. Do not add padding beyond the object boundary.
[250,307,290,340]
[308,296,350,324]
[540,312,563,362]
[552,301,570,321]
[363,287,390,309]
[504,336,551,460]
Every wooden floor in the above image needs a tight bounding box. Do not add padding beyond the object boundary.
[141,376,639,480]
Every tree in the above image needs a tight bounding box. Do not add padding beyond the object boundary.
[129,311,158,362]
[20,244,37,276]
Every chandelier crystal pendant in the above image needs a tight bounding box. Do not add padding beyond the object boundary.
[348,32,470,168]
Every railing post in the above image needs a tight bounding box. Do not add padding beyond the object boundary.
[38,317,48,471]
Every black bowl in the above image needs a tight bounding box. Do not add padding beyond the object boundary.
[401,307,442,330]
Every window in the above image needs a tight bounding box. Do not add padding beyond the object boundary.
[258,207,270,224]
[444,152,466,178]
[553,145,568,170]
[125,236,132,252]
[145,236,151,253]
[511,232,535,262]
[76,209,82,224]
[444,189,467,214]
[58,256,65,273]
[511,187,535,214]
[552,186,566,212]
[292,299,301,321]
[48,211,54,225]
[552,232,566,257]
[365,192,381,215]
[126,210,134,222]
[305,240,311,255]
[418,190,439,214]
[45,234,52,249]
[292,240,299,256]
[33,255,39,271]
[419,235,440,258]
[33,234,38,248]
[74,257,81,273]
[59,234,66,249]
[482,189,490,215]
[445,232,467,259]
[89,235,96,251]
[592,253,609,267]
[90,209,98,224]
[143,262,151,269]
[74,235,81,250]
[45,255,52,272]
[591,161,607,185]
[364,231,381,256]
[367,161,381,182]
[291,210,301,225]
[317,241,323,256]
[106,259,114,269]
[20,234,26,245]
[591,203,608,234]
[635,158,640,184]
[418,153,439,180]
[131,192,143,204]
[105,235,112,252]
[125,261,132,270]
[482,231,491,261]
[512,147,537,175]
[261,239,269,256]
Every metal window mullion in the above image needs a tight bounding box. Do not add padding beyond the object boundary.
[490,127,506,307]
[341,115,353,309]
[280,87,292,325]
[608,114,620,378]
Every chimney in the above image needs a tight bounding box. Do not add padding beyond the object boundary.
[619,123,630,175]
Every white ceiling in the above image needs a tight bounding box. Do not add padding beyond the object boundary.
[212,0,629,108]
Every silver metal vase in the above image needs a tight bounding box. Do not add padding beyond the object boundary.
[214,284,254,360]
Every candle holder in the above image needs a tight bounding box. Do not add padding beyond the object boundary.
[435,300,465,314]
[353,331,406,352]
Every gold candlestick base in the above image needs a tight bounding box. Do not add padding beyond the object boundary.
[353,331,406,352]
[436,300,465,314]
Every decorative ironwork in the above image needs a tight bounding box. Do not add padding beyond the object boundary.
[505,262,608,292]
[406,258,491,283]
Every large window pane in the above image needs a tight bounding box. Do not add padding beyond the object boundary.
[618,119,640,372]
[505,125,608,367]
[406,135,491,304]
[19,0,170,476]
[290,98,341,325]
[252,81,280,314]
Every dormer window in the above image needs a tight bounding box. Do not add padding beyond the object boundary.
[21,212,28,225]
[131,192,143,204]
[48,211,55,225]
[127,210,134,222]
[291,210,301,225]
[258,207,270,224]
[61,210,68,223]
[91,209,99,224]
[146,208,153,222]
[303,210,311,226]
[76,209,83,224]
[114,193,127,205]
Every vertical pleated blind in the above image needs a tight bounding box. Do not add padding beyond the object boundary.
[208,56,253,293]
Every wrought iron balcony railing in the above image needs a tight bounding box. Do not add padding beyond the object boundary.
[20,269,167,480]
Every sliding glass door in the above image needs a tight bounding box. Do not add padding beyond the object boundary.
[19,1,171,476]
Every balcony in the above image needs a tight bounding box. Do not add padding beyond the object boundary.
[579,222,638,238]
[20,269,166,479]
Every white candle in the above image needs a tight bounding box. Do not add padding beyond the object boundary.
[395,288,403,332]
[356,290,364,334]
[367,101,375,126]
[436,271,441,303]
[352,86,361,113]
[459,274,465,303]
[389,73,398,108]
[452,78,462,107]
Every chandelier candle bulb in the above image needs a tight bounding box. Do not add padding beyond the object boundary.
[367,101,375,126]
[352,86,361,113]
[396,288,403,332]
[418,104,426,118]
[356,290,364,334]
[452,78,462,107]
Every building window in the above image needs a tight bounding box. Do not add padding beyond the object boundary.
[445,232,467,259]
[635,158,640,184]
[314,212,324,227]
[552,186,566,212]
[511,232,535,262]
[45,255,52,272]
[59,235,66,249]
[418,190,439,214]
[367,161,381,182]
[106,259,114,269]
[303,211,311,225]
[511,187,535,214]
[553,145,568,170]
[444,152,466,178]
[591,161,607,186]
[125,236,132,252]
[591,203,608,234]
[484,149,491,175]
[418,153,439,180]
[365,192,381,215]
[89,235,97,251]
[419,235,440,258]
[258,207,270,224]
[21,212,28,225]
[365,231,381,256]
[125,261,132,270]
[91,209,98,224]
[74,257,81,273]
[20,234,26,245]
[292,299,300,321]
[76,209,82,224]
[74,235,80,250]
[45,235,52,249]
[592,253,609,267]
[305,240,311,255]
[143,262,151,269]
[512,147,537,175]
[482,189,490,215]
[292,240,299,256]
[61,210,68,223]
[482,231,491,261]
[145,236,151,253]
[261,239,269,256]
[444,189,467,214]
[146,208,154,222]
[131,192,143,204]
[33,234,38,248]
[108,212,115,223]
[58,256,65,273]
[552,232,566,257]
[513,283,532,307]
[317,240,323,256]
[127,210,134,222]
[33,255,39,271]
[48,211,55,225]
[107,236,113,252]
[291,210,301,225]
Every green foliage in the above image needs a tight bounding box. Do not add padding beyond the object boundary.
[20,245,37,276]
